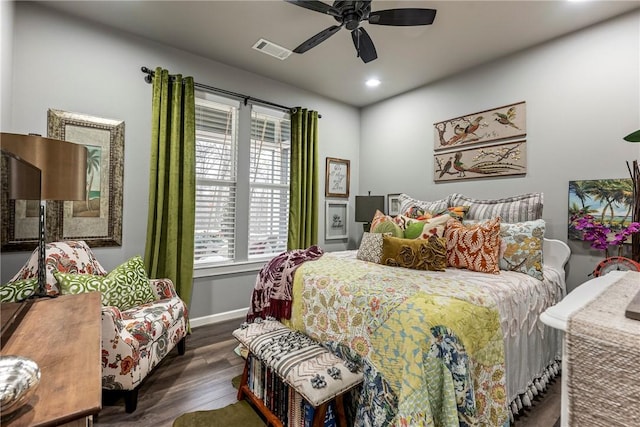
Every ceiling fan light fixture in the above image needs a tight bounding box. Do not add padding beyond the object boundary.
[365,78,381,87]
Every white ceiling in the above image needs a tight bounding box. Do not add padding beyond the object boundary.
[37,1,640,107]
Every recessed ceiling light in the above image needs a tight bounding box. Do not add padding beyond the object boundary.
[366,78,381,87]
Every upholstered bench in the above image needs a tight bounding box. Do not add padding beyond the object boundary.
[233,319,363,427]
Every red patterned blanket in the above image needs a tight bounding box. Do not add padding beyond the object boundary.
[247,245,324,321]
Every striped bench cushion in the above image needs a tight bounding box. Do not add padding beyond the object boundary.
[233,320,363,407]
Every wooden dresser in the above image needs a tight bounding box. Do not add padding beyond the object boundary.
[1,292,102,426]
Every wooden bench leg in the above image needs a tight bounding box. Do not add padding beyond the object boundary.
[237,357,250,401]
[335,394,348,427]
[312,402,329,427]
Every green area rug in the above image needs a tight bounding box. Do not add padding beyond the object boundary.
[173,375,266,427]
[172,400,266,427]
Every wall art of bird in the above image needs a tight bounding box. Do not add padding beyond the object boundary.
[438,156,456,178]
[452,151,522,177]
[443,116,484,146]
[463,116,483,137]
[494,107,520,129]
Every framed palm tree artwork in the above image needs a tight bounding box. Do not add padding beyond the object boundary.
[568,178,635,242]
[47,109,124,247]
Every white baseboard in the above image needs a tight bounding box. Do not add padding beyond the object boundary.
[190,307,248,328]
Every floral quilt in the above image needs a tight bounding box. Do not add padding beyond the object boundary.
[288,252,512,427]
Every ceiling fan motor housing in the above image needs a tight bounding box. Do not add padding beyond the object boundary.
[333,1,370,30]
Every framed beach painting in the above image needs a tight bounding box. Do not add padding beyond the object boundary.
[48,109,124,247]
[568,178,634,241]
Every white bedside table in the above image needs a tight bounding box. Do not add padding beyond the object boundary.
[539,270,635,427]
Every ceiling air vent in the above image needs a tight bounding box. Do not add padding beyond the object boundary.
[252,38,292,60]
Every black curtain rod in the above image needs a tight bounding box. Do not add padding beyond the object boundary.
[141,66,321,118]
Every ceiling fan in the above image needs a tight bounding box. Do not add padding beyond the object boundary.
[284,1,437,63]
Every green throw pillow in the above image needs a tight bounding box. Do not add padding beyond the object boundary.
[0,278,38,302]
[54,256,156,311]
[372,220,403,237]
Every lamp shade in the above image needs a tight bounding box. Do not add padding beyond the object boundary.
[1,133,87,201]
[355,195,385,223]
[2,151,42,200]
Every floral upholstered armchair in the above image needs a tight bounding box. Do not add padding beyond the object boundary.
[4,240,189,413]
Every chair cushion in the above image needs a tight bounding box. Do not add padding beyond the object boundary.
[9,240,107,295]
[120,297,187,349]
[55,256,156,310]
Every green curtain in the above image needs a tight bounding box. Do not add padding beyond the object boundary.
[288,108,319,250]
[145,67,196,306]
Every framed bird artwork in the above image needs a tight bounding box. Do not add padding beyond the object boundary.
[433,140,527,182]
[433,101,526,151]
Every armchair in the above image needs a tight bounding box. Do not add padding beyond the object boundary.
[5,240,189,413]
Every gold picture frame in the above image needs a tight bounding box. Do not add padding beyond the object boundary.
[47,109,124,247]
[325,157,350,198]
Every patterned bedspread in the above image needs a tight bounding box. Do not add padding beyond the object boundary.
[287,251,563,427]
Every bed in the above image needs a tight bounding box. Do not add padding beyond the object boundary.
[248,192,571,427]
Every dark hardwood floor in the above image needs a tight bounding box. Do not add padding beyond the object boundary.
[95,319,561,427]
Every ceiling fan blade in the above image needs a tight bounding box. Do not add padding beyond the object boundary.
[351,27,377,64]
[284,0,341,17]
[368,8,437,26]
[293,25,342,54]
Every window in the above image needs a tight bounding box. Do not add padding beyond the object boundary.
[194,90,291,266]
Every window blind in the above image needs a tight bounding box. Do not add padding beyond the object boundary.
[249,106,291,258]
[194,91,291,266]
[194,92,238,264]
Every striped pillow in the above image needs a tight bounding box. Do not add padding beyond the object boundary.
[397,193,449,217]
[448,192,543,223]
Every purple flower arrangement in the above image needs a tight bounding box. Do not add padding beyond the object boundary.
[571,214,640,253]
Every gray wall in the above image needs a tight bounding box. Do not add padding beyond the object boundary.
[1,0,14,130]
[2,4,639,321]
[359,11,640,292]
[1,2,359,322]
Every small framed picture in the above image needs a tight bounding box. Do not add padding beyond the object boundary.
[325,200,348,240]
[325,157,350,198]
[387,193,401,216]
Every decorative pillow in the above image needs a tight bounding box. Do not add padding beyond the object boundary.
[403,214,452,239]
[55,256,156,310]
[445,217,502,274]
[381,235,447,271]
[9,240,107,295]
[448,193,543,223]
[0,278,38,303]
[500,219,545,280]
[371,220,404,237]
[397,193,450,217]
[445,206,469,221]
[370,210,391,232]
[357,232,389,263]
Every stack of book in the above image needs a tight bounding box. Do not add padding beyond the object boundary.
[247,354,336,427]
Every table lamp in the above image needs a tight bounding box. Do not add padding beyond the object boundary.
[355,192,384,232]
[1,133,87,298]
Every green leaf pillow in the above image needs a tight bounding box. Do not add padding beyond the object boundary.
[54,256,156,311]
[0,278,38,302]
